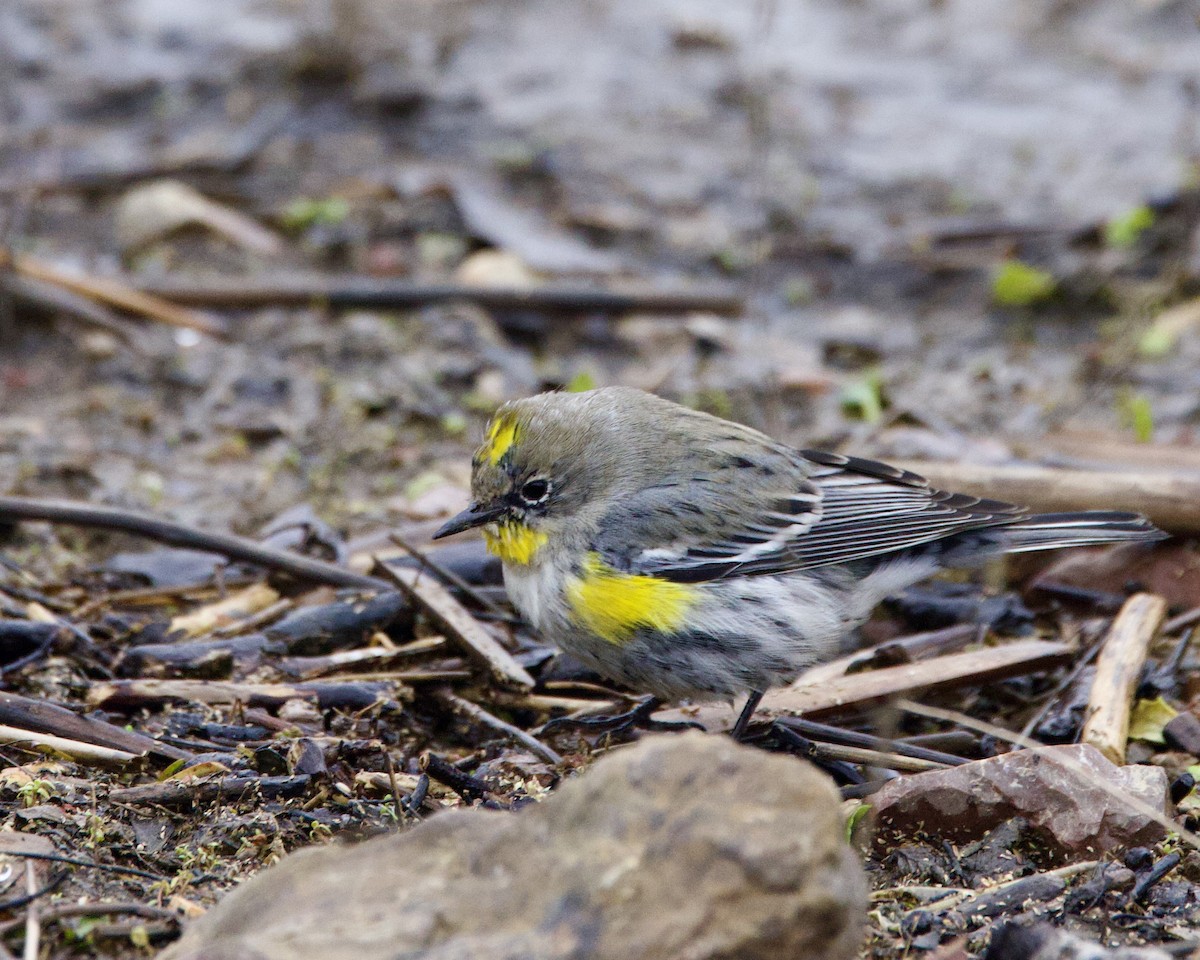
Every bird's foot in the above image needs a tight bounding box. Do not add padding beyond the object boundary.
[541,695,704,739]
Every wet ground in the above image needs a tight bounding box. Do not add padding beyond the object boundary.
[2,1,1200,957]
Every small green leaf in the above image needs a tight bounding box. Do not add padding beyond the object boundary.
[1138,325,1176,359]
[158,758,186,781]
[992,260,1057,307]
[840,372,884,423]
[1105,205,1155,249]
[129,924,150,949]
[281,197,350,232]
[1117,390,1155,443]
[440,411,467,436]
[1128,696,1177,744]
[845,801,871,843]
[565,370,598,393]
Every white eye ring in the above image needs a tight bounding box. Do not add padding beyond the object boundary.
[519,477,552,504]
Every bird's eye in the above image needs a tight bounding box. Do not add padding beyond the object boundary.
[519,478,551,503]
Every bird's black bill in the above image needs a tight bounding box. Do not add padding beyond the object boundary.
[432,503,506,539]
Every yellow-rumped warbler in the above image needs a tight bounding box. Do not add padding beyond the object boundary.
[434,386,1165,736]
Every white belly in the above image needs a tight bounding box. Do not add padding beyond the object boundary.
[502,559,564,635]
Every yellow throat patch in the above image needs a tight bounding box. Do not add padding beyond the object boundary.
[484,522,547,566]
[567,553,698,645]
[480,414,519,466]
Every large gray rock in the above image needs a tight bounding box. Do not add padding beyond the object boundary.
[160,732,866,960]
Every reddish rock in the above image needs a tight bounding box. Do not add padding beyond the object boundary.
[872,744,1169,861]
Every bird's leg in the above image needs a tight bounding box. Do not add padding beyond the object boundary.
[731,690,765,741]
[541,695,704,737]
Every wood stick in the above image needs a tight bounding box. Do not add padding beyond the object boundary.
[0,496,390,591]
[656,639,1073,731]
[383,567,534,689]
[0,251,228,337]
[134,273,745,315]
[0,724,137,764]
[88,679,396,712]
[434,689,562,765]
[780,736,950,773]
[108,774,309,807]
[169,583,281,638]
[0,691,190,761]
[890,460,1200,535]
[1081,593,1167,764]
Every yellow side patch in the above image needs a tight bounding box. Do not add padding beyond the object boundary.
[480,414,519,466]
[483,522,547,566]
[567,553,697,645]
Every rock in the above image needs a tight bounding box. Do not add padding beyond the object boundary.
[1163,711,1200,754]
[161,732,865,960]
[986,922,1175,960]
[872,744,1170,861]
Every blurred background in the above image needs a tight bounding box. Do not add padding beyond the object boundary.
[2,0,1199,538]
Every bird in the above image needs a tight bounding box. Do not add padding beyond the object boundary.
[433,386,1166,738]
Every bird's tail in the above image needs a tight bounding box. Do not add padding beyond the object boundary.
[1002,511,1167,553]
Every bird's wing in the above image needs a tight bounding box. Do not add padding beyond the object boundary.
[598,449,1023,581]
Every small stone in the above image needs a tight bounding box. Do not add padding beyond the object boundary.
[985,922,1175,960]
[161,733,866,960]
[872,744,1170,861]
[81,331,119,360]
[1163,711,1200,754]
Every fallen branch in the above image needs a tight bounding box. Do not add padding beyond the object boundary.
[890,460,1200,536]
[0,691,189,761]
[108,774,309,807]
[383,567,534,690]
[1081,593,1167,764]
[657,639,1073,731]
[2,274,143,346]
[134,273,745,315]
[433,689,562,766]
[0,496,390,591]
[0,251,227,337]
[88,678,397,712]
[0,725,136,765]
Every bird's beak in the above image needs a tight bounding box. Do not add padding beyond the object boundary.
[431,502,507,539]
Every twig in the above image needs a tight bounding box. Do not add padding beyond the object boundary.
[656,639,1073,731]
[889,460,1199,536]
[0,251,227,337]
[1164,605,1200,635]
[0,725,137,764]
[771,727,949,773]
[387,534,509,619]
[0,852,160,882]
[1,274,143,347]
[134,274,745,316]
[108,774,310,807]
[1018,632,1102,742]
[89,679,396,712]
[0,691,190,761]
[772,716,968,766]
[0,902,179,937]
[1081,593,1167,764]
[382,566,534,689]
[168,582,282,639]
[418,752,494,805]
[0,496,390,590]
[1130,852,1181,904]
[434,689,563,765]
[22,864,37,960]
